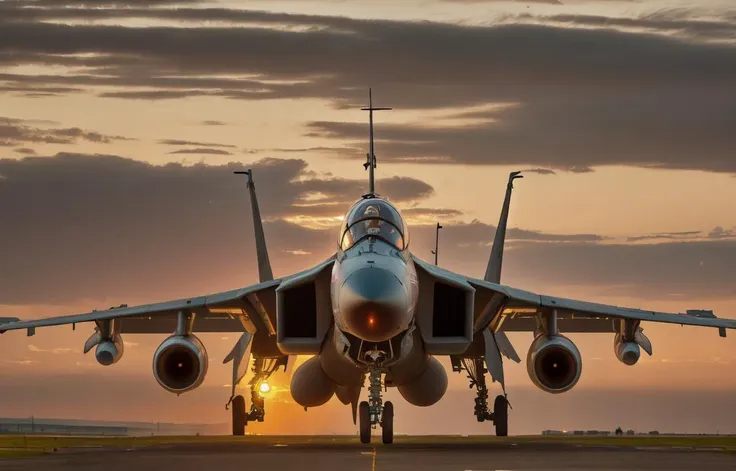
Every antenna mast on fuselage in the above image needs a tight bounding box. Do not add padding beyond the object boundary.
[361,88,391,197]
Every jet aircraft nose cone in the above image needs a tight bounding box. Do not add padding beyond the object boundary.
[339,267,408,342]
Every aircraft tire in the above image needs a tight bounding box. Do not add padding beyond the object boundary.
[359,401,371,444]
[493,395,508,437]
[232,395,246,436]
[382,401,394,444]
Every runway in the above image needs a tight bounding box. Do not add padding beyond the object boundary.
[0,439,734,471]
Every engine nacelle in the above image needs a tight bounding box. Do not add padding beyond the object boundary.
[95,335,124,366]
[526,334,582,394]
[152,334,208,394]
[614,334,641,366]
[397,355,448,406]
[290,355,336,407]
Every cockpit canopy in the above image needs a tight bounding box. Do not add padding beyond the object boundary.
[339,198,408,251]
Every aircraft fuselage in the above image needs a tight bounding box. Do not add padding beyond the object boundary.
[332,238,418,344]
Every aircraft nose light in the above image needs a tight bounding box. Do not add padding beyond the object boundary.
[340,267,408,342]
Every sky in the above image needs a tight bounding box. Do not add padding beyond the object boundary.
[0,0,735,436]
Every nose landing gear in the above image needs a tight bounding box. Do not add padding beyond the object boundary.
[358,367,394,444]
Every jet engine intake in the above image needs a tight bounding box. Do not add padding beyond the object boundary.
[614,334,641,366]
[153,334,208,394]
[95,335,124,366]
[526,334,582,393]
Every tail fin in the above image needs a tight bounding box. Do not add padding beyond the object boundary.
[484,171,523,283]
[235,170,273,282]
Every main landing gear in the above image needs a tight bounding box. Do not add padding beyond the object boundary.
[230,385,266,436]
[359,368,394,444]
[454,357,509,436]
[228,357,284,436]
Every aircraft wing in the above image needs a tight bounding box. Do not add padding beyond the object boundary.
[412,256,736,335]
[0,279,282,336]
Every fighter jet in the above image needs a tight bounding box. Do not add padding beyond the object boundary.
[2,91,735,444]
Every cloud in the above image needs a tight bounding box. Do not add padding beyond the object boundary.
[413,219,606,244]
[10,0,207,6]
[201,121,228,126]
[627,231,702,242]
[708,226,736,239]
[2,359,38,365]
[402,221,736,300]
[499,240,736,299]
[626,228,736,243]
[523,168,557,175]
[0,153,438,304]
[14,147,36,155]
[0,152,733,305]
[167,148,234,156]
[304,97,736,172]
[97,90,210,100]
[0,8,734,173]
[0,117,131,146]
[159,139,236,149]
[284,249,311,256]
[0,85,84,97]
[28,344,74,354]
[510,11,736,41]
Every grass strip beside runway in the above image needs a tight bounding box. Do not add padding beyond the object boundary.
[0,434,735,454]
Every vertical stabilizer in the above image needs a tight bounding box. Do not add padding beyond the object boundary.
[361,88,391,197]
[484,171,523,283]
[235,170,274,282]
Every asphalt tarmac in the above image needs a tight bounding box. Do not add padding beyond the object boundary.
[1,440,734,471]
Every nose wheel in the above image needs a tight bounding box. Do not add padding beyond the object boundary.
[358,368,394,444]
[382,401,394,444]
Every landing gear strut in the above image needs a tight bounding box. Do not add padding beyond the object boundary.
[454,357,509,436]
[358,368,393,444]
[228,357,286,436]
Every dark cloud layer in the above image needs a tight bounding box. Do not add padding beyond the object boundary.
[0,153,435,304]
[0,117,130,147]
[510,12,736,41]
[304,88,736,172]
[0,153,733,306]
[0,7,734,173]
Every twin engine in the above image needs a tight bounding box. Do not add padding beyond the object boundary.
[91,327,209,394]
[152,334,209,394]
[526,334,582,394]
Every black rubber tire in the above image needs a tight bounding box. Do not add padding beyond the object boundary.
[232,395,246,436]
[382,401,394,444]
[359,401,371,444]
[493,395,508,437]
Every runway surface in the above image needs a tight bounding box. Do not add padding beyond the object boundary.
[1,439,734,471]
